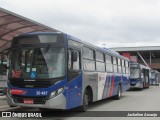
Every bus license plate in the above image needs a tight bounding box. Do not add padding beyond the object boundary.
[23,99,33,104]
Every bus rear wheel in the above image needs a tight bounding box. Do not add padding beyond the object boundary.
[115,85,121,100]
[79,92,88,112]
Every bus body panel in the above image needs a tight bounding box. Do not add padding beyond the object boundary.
[121,74,130,92]
[7,79,68,109]
[82,72,130,102]
[7,74,83,110]
[65,72,83,109]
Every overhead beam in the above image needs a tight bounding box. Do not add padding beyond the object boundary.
[137,52,150,68]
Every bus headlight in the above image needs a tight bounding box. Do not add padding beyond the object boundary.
[8,89,12,97]
[57,87,64,94]
[49,87,64,99]
[50,91,56,97]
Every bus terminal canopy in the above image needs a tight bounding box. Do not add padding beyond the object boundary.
[0,7,59,52]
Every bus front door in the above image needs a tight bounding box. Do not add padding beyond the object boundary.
[67,49,82,109]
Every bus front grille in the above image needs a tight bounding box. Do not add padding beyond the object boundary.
[9,77,64,88]
[9,79,53,88]
[12,95,47,104]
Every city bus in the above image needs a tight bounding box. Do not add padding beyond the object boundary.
[0,50,9,95]
[7,32,130,111]
[150,70,159,86]
[156,72,160,85]
[130,62,150,89]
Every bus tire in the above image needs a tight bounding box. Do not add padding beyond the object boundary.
[38,108,49,111]
[115,84,121,100]
[79,91,88,112]
[9,105,16,107]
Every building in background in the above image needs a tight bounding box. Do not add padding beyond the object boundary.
[111,46,160,72]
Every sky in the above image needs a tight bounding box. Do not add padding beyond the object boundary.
[0,0,160,48]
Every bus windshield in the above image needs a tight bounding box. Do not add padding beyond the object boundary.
[130,67,140,79]
[10,47,65,79]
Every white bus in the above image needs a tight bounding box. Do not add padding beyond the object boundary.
[130,62,150,89]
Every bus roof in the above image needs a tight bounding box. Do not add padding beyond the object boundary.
[67,35,129,60]
[14,32,129,61]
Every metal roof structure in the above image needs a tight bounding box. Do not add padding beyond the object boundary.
[0,7,59,52]
[110,46,160,52]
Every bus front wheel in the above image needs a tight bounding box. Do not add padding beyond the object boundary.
[79,92,88,112]
[9,105,16,107]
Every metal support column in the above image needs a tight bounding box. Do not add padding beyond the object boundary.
[150,52,152,65]
[137,52,150,68]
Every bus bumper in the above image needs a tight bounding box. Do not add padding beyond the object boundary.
[130,82,142,88]
[7,93,66,109]
[150,82,159,86]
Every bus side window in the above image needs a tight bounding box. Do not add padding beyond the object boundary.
[105,54,113,72]
[125,61,129,74]
[113,57,118,73]
[68,49,80,70]
[68,50,71,69]
[118,58,122,73]
[68,49,81,81]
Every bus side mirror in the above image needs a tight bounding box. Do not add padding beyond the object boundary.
[72,51,77,62]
